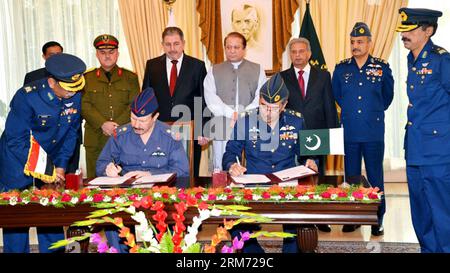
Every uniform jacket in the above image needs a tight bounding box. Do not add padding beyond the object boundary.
[404,40,450,165]
[0,78,81,190]
[96,121,189,177]
[332,55,394,142]
[222,108,306,174]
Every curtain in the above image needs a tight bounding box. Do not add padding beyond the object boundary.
[0,0,131,135]
[295,0,407,174]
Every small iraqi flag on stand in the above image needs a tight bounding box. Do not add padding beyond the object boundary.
[299,128,345,156]
[23,134,56,182]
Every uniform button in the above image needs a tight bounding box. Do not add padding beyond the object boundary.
[109,83,112,86]
[359,82,363,86]
[271,149,275,153]
[407,121,413,126]
[58,124,61,127]
[52,140,56,144]
[358,96,362,100]
[358,110,362,114]
[408,103,413,108]
[110,106,113,109]
[110,118,113,121]
[143,161,146,164]
[410,85,414,90]
[359,70,363,73]
[377,118,380,121]
[412,67,416,71]
[433,130,438,134]
[144,149,147,152]
[272,165,275,169]
[109,94,112,98]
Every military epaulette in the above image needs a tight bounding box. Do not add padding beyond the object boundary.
[339,58,352,65]
[373,57,388,64]
[432,45,448,55]
[84,67,97,74]
[121,67,137,75]
[161,125,182,141]
[114,124,131,136]
[23,85,36,93]
[284,109,303,118]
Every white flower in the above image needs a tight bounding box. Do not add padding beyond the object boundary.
[285,194,294,200]
[170,195,177,201]
[70,197,79,204]
[114,197,126,204]
[331,194,338,200]
[201,194,209,201]
[153,192,162,198]
[210,208,222,217]
[349,196,355,201]
[85,196,93,202]
[183,233,198,248]
[252,194,262,201]
[131,211,148,227]
[103,196,112,202]
[199,209,211,220]
[313,195,321,200]
[363,197,369,201]
[234,196,242,202]
[377,193,382,199]
[51,198,59,205]
[272,195,281,201]
[9,196,18,206]
[40,197,49,206]
[217,194,227,201]
[298,196,309,201]
[22,198,30,205]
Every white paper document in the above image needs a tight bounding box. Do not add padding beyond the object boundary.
[88,176,129,186]
[232,174,271,184]
[272,165,316,181]
[132,173,175,185]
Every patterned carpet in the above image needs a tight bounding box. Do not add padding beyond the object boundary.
[1,241,420,253]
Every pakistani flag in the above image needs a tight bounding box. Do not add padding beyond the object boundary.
[300,2,327,70]
[299,128,345,156]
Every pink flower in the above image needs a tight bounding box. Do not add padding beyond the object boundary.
[338,192,348,198]
[321,192,331,199]
[352,192,364,200]
[262,192,271,199]
[221,245,234,253]
[195,192,203,200]
[128,194,138,201]
[61,194,72,202]
[91,233,103,245]
[208,194,217,201]
[227,195,234,200]
[232,237,244,250]
[368,193,379,200]
[178,192,187,200]
[240,232,250,241]
[224,188,232,194]
[97,242,109,253]
[108,247,118,253]
[93,194,104,203]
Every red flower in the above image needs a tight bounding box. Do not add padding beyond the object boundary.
[244,194,253,201]
[172,233,182,246]
[294,193,302,198]
[139,196,153,209]
[352,192,364,200]
[31,196,39,202]
[368,193,379,200]
[173,246,183,253]
[172,213,186,223]
[186,195,197,207]
[338,192,348,198]
[61,194,72,202]
[79,193,87,202]
[173,222,186,233]
[308,194,314,199]
[178,192,187,200]
[321,192,331,199]
[128,194,138,201]
[198,201,209,210]
[195,192,203,200]
[279,192,286,198]
[152,210,168,222]
[174,202,187,214]
[262,192,271,199]
[156,223,167,233]
[227,195,234,200]
[93,194,104,203]
[151,201,165,211]
[162,193,169,199]
[208,194,217,201]
[224,188,232,194]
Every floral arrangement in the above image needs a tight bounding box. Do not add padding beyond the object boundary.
[0,184,382,208]
[50,198,295,253]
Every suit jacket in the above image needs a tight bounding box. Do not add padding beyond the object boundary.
[23,68,50,85]
[142,54,207,123]
[281,66,338,130]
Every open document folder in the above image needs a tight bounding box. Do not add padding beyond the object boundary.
[88,173,176,188]
[231,165,317,185]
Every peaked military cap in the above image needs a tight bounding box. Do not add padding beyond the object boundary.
[93,34,119,49]
[131,87,159,117]
[260,73,289,103]
[350,22,372,37]
[45,53,86,92]
[396,8,443,32]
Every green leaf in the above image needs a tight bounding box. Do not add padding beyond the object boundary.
[250,231,296,239]
[87,209,118,218]
[159,233,174,253]
[72,219,104,227]
[49,233,92,249]
[184,243,201,253]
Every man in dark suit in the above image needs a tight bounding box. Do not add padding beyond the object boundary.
[142,27,207,179]
[23,41,63,85]
[281,37,338,233]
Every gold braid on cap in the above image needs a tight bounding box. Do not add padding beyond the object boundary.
[59,76,86,92]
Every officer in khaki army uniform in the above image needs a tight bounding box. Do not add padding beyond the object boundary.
[332,22,394,236]
[396,8,450,253]
[223,73,318,253]
[82,34,139,178]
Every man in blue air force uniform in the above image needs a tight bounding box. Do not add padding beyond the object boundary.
[0,53,86,253]
[96,87,189,178]
[332,22,394,236]
[96,87,189,252]
[222,73,318,253]
[396,8,450,253]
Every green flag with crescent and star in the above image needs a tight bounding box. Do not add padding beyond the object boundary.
[299,128,345,156]
[300,1,327,70]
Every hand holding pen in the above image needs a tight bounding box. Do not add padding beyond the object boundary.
[106,158,122,177]
[229,156,247,177]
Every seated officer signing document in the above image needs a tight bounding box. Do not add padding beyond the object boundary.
[222,73,318,253]
[96,87,189,179]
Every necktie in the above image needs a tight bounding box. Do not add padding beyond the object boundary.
[298,70,305,99]
[169,59,178,97]
[105,71,112,82]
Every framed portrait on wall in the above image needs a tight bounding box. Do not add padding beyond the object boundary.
[220,0,273,72]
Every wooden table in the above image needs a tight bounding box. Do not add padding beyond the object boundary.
[0,175,379,253]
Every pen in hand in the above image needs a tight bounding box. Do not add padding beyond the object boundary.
[236,156,241,166]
